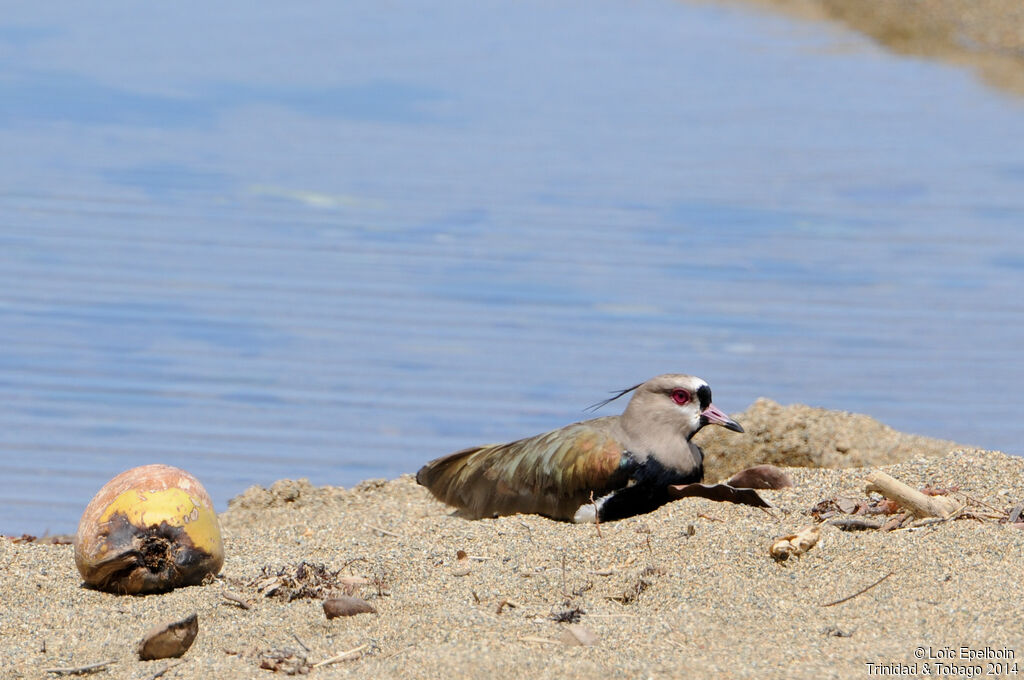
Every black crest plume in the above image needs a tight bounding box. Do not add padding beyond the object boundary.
[584,382,643,413]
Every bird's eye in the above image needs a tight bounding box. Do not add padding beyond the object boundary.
[671,389,691,405]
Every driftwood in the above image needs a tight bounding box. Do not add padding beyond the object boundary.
[864,472,959,519]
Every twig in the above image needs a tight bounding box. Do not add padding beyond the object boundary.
[826,517,883,531]
[822,572,893,607]
[879,512,910,532]
[958,492,1005,515]
[368,525,401,538]
[43,660,114,675]
[312,644,368,668]
[291,633,311,653]
[381,644,415,660]
[696,513,722,522]
[903,504,968,529]
[147,659,185,680]
[519,636,560,645]
[496,599,518,614]
[340,556,369,571]
[589,491,602,538]
[222,590,251,610]
[561,553,568,598]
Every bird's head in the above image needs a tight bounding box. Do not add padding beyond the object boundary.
[614,374,744,441]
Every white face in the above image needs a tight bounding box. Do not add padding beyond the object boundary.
[661,377,709,436]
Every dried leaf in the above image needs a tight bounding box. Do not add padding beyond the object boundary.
[667,483,771,508]
[835,497,859,514]
[559,624,598,646]
[921,485,959,496]
[323,596,376,619]
[726,465,794,490]
[138,614,199,660]
[769,525,820,562]
[875,499,902,515]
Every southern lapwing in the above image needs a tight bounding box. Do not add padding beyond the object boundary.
[416,374,743,523]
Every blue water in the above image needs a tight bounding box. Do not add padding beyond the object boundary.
[2,1,1023,534]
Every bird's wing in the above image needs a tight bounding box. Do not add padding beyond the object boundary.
[416,418,629,521]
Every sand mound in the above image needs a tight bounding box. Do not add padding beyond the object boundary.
[697,398,957,482]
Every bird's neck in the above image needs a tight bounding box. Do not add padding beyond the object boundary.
[617,412,701,473]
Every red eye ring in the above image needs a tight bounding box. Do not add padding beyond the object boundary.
[671,389,691,405]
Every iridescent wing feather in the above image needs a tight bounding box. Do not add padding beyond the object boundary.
[416,417,630,520]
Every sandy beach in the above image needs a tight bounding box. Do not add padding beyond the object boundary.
[3,399,1023,680]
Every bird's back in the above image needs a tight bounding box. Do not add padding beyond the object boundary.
[416,417,628,520]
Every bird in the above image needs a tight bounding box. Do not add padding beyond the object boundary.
[416,374,744,523]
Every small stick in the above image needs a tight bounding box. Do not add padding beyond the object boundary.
[589,568,617,576]
[519,636,560,645]
[368,525,401,538]
[312,644,368,668]
[826,517,883,531]
[589,491,602,538]
[561,553,568,598]
[822,571,893,607]
[496,599,518,614]
[959,492,1005,515]
[43,660,114,675]
[222,590,251,610]
[696,513,722,522]
[879,512,909,532]
[147,659,185,680]
[291,632,311,653]
[381,644,415,660]
[904,504,967,529]
[340,556,369,570]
